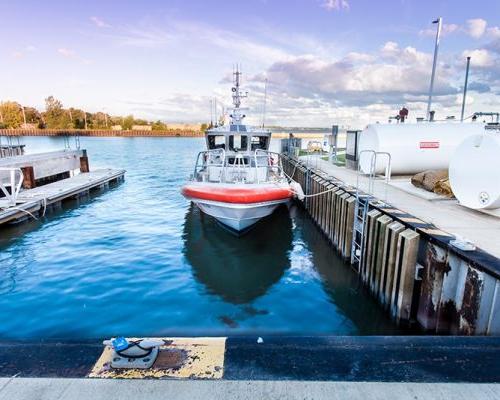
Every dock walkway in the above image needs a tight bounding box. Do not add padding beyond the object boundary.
[0,169,125,225]
[303,156,500,259]
[0,379,497,400]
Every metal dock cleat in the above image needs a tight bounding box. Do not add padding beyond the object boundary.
[103,337,164,369]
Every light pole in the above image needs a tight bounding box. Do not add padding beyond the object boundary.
[426,17,442,122]
[20,104,27,127]
[82,110,87,130]
[460,56,471,122]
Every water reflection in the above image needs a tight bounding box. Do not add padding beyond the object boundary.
[296,211,406,335]
[183,204,293,304]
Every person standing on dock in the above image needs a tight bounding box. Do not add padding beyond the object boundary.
[399,107,409,123]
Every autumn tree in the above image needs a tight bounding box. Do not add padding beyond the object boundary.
[0,101,24,128]
[152,120,168,131]
[24,107,44,128]
[122,115,135,130]
[44,96,71,129]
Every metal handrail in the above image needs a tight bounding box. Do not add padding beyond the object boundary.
[193,148,226,176]
[192,148,285,184]
[0,167,24,206]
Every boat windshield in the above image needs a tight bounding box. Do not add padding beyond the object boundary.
[207,135,226,150]
[229,134,247,152]
[251,135,269,151]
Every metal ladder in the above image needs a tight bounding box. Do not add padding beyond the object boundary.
[350,150,391,271]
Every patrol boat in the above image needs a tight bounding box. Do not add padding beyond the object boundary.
[182,68,300,232]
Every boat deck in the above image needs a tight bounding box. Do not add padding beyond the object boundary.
[301,156,500,259]
[0,169,125,226]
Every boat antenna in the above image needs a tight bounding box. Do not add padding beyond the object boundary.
[230,64,247,125]
[262,78,268,128]
[426,17,442,122]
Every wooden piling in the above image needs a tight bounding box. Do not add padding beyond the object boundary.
[371,215,393,295]
[342,196,356,260]
[362,209,382,284]
[391,229,420,323]
[21,166,36,189]
[379,221,405,308]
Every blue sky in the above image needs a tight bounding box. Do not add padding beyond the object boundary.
[1,0,499,127]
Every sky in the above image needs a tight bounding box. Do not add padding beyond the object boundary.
[1,0,499,128]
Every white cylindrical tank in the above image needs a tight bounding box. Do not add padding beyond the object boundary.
[449,132,500,210]
[357,123,486,175]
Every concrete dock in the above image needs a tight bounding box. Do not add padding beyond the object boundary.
[0,379,497,400]
[303,155,500,259]
[0,336,498,399]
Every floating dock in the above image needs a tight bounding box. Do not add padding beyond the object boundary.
[281,154,500,335]
[0,149,125,226]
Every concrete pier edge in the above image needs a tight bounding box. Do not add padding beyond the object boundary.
[0,336,499,383]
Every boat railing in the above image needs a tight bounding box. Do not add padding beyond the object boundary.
[192,148,285,184]
[253,150,284,184]
[193,148,226,182]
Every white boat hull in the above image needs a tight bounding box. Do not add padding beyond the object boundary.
[191,198,290,232]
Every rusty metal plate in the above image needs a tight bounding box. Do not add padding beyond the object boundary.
[88,337,226,379]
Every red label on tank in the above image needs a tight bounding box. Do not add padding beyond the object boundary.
[419,141,440,149]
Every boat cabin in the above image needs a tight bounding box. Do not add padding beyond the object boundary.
[206,128,271,155]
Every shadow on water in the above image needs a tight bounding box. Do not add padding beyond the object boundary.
[293,208,412,335]
[183,204,293,305]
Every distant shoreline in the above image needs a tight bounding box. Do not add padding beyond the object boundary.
[0,129,204,137]
[0,129,325,139]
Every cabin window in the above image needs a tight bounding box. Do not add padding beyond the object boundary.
[207,135,226,150]
[229,134,247,151]
[251,136,269,151]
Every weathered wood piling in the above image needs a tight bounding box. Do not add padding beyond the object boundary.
[282,155,500,335]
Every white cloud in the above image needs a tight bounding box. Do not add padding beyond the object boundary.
[57,48,91,64]
[487,26,500,39]
[462,49,495,67]
[465,18,487,38]
[343,52,375,63]
[419,23,459,37]
[104,20,291,65]
[257,41,454,111]
[419,19,491,39]
[321,0,350,11]
[57,48,76,57]
[90,16,111,28]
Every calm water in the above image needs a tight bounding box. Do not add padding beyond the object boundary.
[0,136,403,339]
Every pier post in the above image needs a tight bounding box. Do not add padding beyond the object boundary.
[342,196,355,260]
[80,150,89,173]
[380,221,405,308]
[392,229,420,323]
[363,210,382,284]
[372,215,393,295]
[21,166,36,189]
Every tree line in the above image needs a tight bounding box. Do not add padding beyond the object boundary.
[0,96,170,131]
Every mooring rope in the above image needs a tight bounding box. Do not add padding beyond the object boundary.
[280,156,345,199]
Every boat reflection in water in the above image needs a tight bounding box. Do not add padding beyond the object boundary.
[183,204,293,305]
